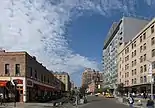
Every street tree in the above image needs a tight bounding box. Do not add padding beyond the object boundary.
[116,83,125,96]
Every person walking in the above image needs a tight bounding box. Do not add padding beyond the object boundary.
[128,94,134,108]
[146,96,154,108]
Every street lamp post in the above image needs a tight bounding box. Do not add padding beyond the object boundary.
[147,60,154,100]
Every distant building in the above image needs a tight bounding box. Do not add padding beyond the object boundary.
[71,80,75,91]
[54,72,71,91]
[102,17,149,91]
[82,68,103,87]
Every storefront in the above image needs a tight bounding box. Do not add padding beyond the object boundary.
[25,78,57,102]
[0,77,61,102]
[0,80,15,102]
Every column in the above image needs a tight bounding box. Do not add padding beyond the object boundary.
[23,77,27,102]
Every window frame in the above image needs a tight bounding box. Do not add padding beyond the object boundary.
[15,64,20,75]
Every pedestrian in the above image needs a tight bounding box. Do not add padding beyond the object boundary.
[146,96,154,108]
[144,92,147,99]
[128,94,134,108]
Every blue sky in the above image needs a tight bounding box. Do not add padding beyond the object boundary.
[0,0,155,87]
[68,1,155,86]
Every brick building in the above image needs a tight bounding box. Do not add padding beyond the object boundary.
[82,68,102,86]
[0,50,62,102]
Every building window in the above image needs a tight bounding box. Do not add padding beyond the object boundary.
[132,79,134,84]
[134,69,137,75]
[143,32,146,40]
[132,52,134,58]
[140,77,143,83]
[143,43,146,50]
[15,64,20,75]
[132,50,136,57]
[5,64,9,74]
[30,67,33,77]
[134,50,136,56]
[152,49,155,57]
[132,43,134,49]
[140,66,143,73]
[140,56,143,63]
[41,74,43,82]
[134,41,136,47]
[151,37,155,45]
[152,61,155,69]
[144,54,146,61]
[151,25,154,34]
[35,70,37,79]
[144,65,147,72]
[140,35,142,42]
[134,78,137,84]
[134,59,137,66]
[125,64,129,70]
[47,78,49,83]
[140,46,143,52]
[132,70,134,76]
[132,61,134,67]
[132,41,136,49]
[127,80,129,85]
[144,76,147,82]
[125,47,129,54]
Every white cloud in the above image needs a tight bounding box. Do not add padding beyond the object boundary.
[144,0,155,6]
[0,0,137,74]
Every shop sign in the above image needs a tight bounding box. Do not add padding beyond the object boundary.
[14,79,23,84]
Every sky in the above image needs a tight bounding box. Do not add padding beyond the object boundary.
[0,0,155,86]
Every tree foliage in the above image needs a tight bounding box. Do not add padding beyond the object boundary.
[116,83,125,96]
[79,84,88,96]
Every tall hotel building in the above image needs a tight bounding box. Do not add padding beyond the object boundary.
[117,18,155,93]
[103,17,149,91]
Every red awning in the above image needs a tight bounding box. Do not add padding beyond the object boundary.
[0,81,8,87]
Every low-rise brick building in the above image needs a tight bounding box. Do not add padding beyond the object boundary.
[0,50,62,102]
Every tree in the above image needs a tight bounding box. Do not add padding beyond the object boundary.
[97,88,103,93]
[116,83,125,96]
[80,84,88,96]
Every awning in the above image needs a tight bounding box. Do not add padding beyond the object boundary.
[37,85,55,92]
[0,81,8,87]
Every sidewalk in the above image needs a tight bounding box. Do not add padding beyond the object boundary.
[0,102,73,108]
[115,96,155,108]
